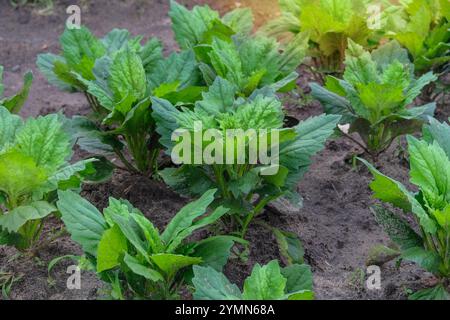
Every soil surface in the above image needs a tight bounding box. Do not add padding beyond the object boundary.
[0,0,448,300]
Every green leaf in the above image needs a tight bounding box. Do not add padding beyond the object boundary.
[409,284,450,300]
[0,201,55,233]
[192,265,242,300]
[161,189,217,245]
[169,0,220,49]
[1,71,33,114]
[280,114,341,189]
[407,136,450,206]
[107,204,149,260]
[359,158,437,234]
[109,47,146,106]
[57,190,108,256]
[402,246,441,274]
[242,260,287,300]
[13,114,71,173]
[0,152,47,200]
[273,228,305,265]
[97,224,128,273]
[370,206,423,250]
[423,117,450,159]
[195,77,237,116]
[282,264,314,297]
[148,50,199,91]
[222,8,253,34]
[190,236,235,271]
[60,26,106,80]
[123,253,163,282]
[150,253,202,278]
[36,53,74,91]
[0,106,23,150]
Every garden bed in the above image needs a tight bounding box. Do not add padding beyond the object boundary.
[0,0,449,300]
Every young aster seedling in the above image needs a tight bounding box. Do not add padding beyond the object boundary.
[311,40,437,160]
[384,0,450,73]
[152,78,340,248]
[360,118,450,300]
[169,0,307,96]
[57,189,239,300]
[37,26,162,115]
[262,0,384,75]
[0,107,97,252]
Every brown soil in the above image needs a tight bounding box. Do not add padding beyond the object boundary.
[0,0,448,300]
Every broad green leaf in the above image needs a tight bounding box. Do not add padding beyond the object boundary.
[370,206,423,250]
[242,260,287,300]
[0,106,23,150]
[402,246,441,274]
[195,77,237,116]
[57,190,108,256]
[109,47,146,104]
[407,136,450,206]
[273,228,305,265]
[169,0,219,49]
[409,284,450,300]
[107,204,149,261]
[150,253,202,278]
[131,213,164,254]
[359,158,437,234]
[36,53,74,91]
[423,117,450,158]
[13,114,71,173]
[165,206,229,253]
[60,26,106,80]
[97,224,128,273]
[123,253,163,282]
[281,264,313,295]
[148,50,199,91]
[0,201,55,233]
[0,152,47,200]
[222,8,253,34]
[161,189,217,244]
[190,236,235,271]
[192,265,242,300]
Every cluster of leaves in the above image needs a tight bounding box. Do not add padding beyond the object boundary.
[57,189,239,299]
[0,107,96,251]
[311,40,437,158]
[169,0,307,96]
[38,26,203,174]
[152,77,340,238]
[263,0,383,74]
[0,65,33,114]
[384,0,450,73]
[360,118,450,300]
[193,260,313,300]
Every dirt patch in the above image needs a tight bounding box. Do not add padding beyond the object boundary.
[0,0,447,300]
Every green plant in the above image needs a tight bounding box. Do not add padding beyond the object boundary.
[169,0,307,96]
[384,0,450,73]
[359,118,450,300]
[37,26,162,115]
[0,107,97,251]
[262,0,383,74]
[192,260,314,300]
[57,189,239,300]
[70,44,203,175]
[311,40,437,159]
[0,65,33,114]
[152,81,340,239]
